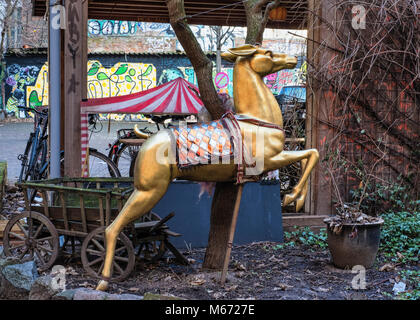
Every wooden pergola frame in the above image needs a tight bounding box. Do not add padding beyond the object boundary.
[33,0,307,29]
[33,0,331,228]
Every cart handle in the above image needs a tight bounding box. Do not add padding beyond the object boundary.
[149,212,175,233]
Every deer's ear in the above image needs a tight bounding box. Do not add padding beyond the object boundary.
[228,44,258,57]
[221,51,237,62]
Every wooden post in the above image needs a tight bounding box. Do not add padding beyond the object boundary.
[305,0,322,214]
[220,184,243,285]
[202,182,242,269]
[308,0,334,215]
[63,0,87,177]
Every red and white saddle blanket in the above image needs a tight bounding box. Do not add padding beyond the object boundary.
[170,112,283,184]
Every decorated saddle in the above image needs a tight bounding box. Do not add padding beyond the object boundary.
[171,112,241,167]
[170,111,284,183]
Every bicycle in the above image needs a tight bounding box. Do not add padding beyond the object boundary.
[18,107,121,201]
[18,106,49,183]
[108,115,184,177]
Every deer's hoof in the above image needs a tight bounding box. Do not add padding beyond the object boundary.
[283,191,298,207]
[295,196,305,212]
[96,280,109,291]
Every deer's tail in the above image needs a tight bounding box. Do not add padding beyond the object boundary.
[133,124,151,139]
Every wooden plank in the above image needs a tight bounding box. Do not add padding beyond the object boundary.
[81,0,88,100]
[220,184,243,285]
[59,192,69,230]
[105,192,111,226]
[282,214,329,232]
[30,205,120,223]
[97,183,105,226]
[64,0,84,177]
[306,0,324,215]
[32,0,308,30]
[80,195,88,233]
[22,188,30,211]
[56,228,89,238]
[41,191,50,218]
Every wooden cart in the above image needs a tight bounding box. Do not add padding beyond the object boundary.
[3,178,188,282]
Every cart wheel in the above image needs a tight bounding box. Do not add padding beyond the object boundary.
[81,226,135,282]
[3,211,59,271]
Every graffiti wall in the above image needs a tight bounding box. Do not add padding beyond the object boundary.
[3,51,306,119]
[4,63,42,117]
[88,21,241,53]
[88,20,138,36]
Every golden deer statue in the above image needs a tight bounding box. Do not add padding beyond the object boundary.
[96,44,319,291]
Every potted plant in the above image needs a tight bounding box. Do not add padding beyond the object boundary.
[324,204,383,269]
[323,148,384,269]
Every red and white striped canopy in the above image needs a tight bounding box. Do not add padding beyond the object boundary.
[80,77,204,114]
[80,77,204,176]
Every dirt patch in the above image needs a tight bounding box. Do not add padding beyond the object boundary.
[58,242,401,300]
[0,187,410,300]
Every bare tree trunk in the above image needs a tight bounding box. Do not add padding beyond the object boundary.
[203,0,275,270]
[165,0,275,270]
[245,0,280,44]
[166,0,224,118]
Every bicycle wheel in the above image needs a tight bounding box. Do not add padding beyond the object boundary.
[113,143,139,177]
[109,132,141,177]
[18,132,34,182]
[84,149,121,177]
[25,139,48,202]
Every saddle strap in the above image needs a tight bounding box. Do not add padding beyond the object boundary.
[235,114,284,131]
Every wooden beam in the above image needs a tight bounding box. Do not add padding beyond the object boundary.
[282,214,329,232]
[32,0,307,29]
[64,0,87,177]
[305,0,321,215]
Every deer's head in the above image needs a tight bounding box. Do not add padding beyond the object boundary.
[221,44,297,77]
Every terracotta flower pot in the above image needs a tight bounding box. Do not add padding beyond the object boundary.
[324,218,384,269]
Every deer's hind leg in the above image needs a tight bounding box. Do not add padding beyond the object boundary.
[269,149,319,212]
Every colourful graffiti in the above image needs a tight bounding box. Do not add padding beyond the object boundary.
[24,60,156,120]
[5,64,41,116]
[87,60,156,121]
[88,20,137,36]
[26,63,48,108]
[180,66,234,96]
[5,55,307,119]
[264,60,307,94]
[86,60,156,98]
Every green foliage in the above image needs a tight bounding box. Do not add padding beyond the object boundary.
[350,179,419,215]
[275,227,328,250]
[394,269,420,300]
[379,210,419,264]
